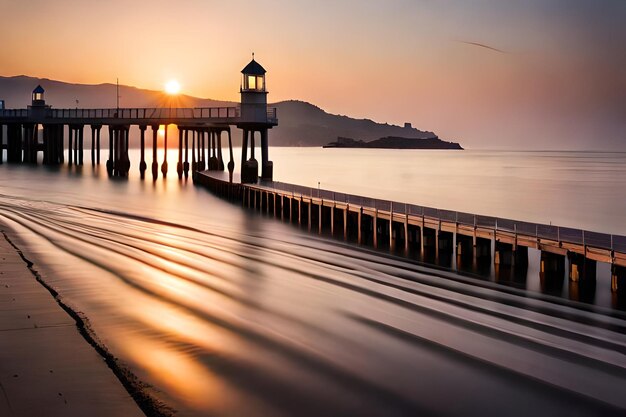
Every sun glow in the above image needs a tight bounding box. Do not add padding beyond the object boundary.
[165,80,180,95]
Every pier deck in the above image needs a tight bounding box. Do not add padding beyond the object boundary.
[195,170,626,293]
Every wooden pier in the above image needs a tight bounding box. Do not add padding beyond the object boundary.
[194,170,626,297]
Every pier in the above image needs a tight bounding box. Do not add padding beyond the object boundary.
[195,171,626,298]
[0,58,277,182]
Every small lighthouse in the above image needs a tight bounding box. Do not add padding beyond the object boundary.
[240,55,267,123]
[237,54,276,183]
[32,85,46,106]
[28,85,50,121]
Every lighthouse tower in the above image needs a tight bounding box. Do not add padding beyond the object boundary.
[237,55,276,183]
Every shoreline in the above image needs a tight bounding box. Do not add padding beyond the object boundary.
[0,226,170,417]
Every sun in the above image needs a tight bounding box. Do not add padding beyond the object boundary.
[165,80,180,95]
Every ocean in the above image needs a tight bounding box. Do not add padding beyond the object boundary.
[0,148,624,416]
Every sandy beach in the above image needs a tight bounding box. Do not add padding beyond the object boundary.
[0,225,145,417]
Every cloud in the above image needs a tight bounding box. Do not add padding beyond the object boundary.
[455,40,506,54]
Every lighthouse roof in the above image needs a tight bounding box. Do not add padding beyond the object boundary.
[241,59,266,75]
[33,85,45,94]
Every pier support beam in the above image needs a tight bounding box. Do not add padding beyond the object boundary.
[96,125,101,165]
[192,130,197,172]
[105,125,129,177]
[57,125,64,164]
[437,230,454,267]
[106,125,113,175]
[494,241,528,268]
[68,126,74,166]
[177,127,184,179]
[343,208,348,241]
[42,125,49,165]
[422,227,437,262]
[391,218,405,253]
[260,128,272,180]
[318,203,325,235]
[568,252,596,283]
[389,212,396,252]
[90,126,95,165]
[22,123,36,164]
[357,209,363,245]
[161,124,169,178]
[139,125,147,178]
[226,129,234,182]
[241,129,258,183]
[611,265,626,293]
[184,129,190,177]
[473,237,492,274]
[113,127,119,175]
[241,129,248,173]
[493,242,528,284]
[217,130,224,171]
[456,234,474,270]
[192,129,201,171]
[204,130,209,171]
[151,125,158,180]
[6,124,23,163]
[540,251,565,294]
[405,224,421,258]
[77,125,84,165]
[372,211,378,249]
[90,125,101,166]
[116,126,130,176]
[48,124,63,165]
[199,130,204,171]
[568,252,596,303]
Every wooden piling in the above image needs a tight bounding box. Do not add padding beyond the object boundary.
[139,125,147,178]
[319,201,322,235]
[358,208,362,245]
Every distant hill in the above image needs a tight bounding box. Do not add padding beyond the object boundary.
[324,136,463,150]
[0,75,451,147]
[271,100,436,146]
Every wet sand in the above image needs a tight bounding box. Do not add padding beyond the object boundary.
[0,227,145,417]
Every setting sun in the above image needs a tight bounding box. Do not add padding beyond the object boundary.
[165,80,180,95]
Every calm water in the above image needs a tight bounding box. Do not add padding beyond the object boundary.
[272,148,626,235]
[0,148,625,416]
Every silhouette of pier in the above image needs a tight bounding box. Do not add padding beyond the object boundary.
[0,58,276,181]
[196,170,626,301]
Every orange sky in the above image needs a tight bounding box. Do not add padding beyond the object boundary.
[1,0,624,149]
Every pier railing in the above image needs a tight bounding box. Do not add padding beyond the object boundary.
[261,181,626,253]
[0,109,29,118]
[0,106,278,123]
[49,107,240,120]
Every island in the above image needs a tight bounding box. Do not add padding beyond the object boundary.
[323,136,463,150]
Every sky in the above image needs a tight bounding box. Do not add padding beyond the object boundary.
[1,0,625,150]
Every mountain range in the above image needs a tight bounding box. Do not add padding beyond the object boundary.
[0,75,446,147]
